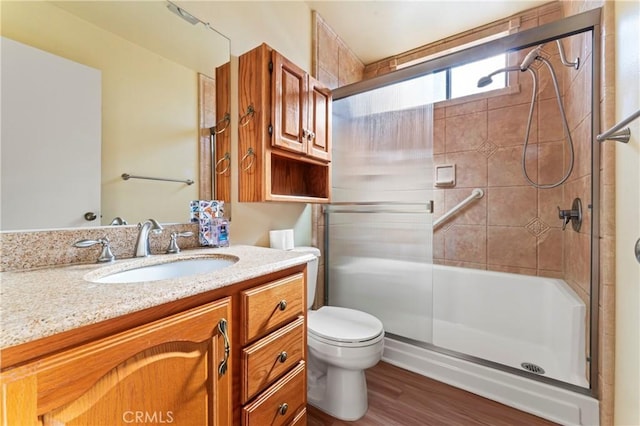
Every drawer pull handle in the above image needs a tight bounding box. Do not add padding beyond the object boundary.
[278,351,288,363]
[217,318,230,376]
[278,403,289,416]
[278,300,287,311]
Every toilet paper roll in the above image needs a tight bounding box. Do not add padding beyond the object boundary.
[269,229,294,250]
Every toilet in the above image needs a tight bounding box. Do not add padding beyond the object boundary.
[292,247,384,421]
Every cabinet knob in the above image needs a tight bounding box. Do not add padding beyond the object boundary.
[278,351,288,363]
[278,403,289,416]
[278,300,287,311]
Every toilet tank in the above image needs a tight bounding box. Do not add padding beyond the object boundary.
[291,246,321,309]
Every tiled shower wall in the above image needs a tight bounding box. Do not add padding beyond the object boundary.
[431,31,592,290]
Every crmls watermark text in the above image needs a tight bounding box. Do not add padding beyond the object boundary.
[122,411,175,424]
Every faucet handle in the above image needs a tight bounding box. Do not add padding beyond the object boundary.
[73,237,115,263]
[166,231,194,254]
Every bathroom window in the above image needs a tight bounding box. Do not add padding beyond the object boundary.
[449,54,507,98]
[358,53,509,113]
[401,53,509,107]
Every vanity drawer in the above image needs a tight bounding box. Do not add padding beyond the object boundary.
[241,273,304,344]
[242,362,306,426]
[242,316,304,403]
[289,408,307,426]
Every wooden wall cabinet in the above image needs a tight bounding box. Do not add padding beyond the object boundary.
[0,298,232,426]
[239,43,331,203]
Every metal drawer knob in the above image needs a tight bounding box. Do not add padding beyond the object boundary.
[278,403,288,416]
[278,300,287,311]
[278,351,288,363]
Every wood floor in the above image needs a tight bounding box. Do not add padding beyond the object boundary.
[307,362,558,426]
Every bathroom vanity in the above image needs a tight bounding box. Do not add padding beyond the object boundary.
[0,245,312,426]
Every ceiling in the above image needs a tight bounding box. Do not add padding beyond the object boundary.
[305,0,550,64]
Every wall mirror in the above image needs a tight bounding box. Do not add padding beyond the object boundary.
[1,1,230,231]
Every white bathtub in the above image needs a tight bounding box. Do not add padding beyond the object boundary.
[329,257,599,425]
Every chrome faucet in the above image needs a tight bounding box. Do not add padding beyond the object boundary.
[134,219,163,257]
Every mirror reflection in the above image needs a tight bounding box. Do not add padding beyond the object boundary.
[0,1,230,231]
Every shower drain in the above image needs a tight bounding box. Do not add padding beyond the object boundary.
[521,362,545,375]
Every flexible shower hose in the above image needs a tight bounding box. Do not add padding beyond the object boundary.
[521,57,575,189]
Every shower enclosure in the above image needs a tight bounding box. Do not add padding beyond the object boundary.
[323,9,601,424]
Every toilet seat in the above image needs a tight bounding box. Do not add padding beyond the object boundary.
[308,306,384,347]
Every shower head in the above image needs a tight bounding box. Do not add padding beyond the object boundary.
[477,76,494,88]
[476,65,520,88]
[520,44,544,71]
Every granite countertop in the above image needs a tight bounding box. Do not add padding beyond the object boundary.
[0,245,314,350]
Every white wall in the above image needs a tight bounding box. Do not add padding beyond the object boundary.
[614,1,640,425]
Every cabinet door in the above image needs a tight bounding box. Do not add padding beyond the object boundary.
[307,76,332,162]
[1,298,232,426]
[272,51,308,155]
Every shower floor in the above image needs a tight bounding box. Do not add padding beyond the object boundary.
[432,319,588,387]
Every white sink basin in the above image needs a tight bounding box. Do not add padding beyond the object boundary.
[92,256,238,284]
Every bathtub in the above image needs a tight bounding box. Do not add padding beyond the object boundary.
[329,257,599,425]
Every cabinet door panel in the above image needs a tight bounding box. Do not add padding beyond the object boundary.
[22,298,231,426]
[272,52,307,154]
[42,342,210,425]
[307,76,332,162]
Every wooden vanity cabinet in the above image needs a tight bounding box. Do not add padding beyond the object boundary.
[239,43,332,203]
[0,298,232,426]
[1,265,309,426]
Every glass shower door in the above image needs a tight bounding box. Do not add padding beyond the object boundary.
[327,79,435,344]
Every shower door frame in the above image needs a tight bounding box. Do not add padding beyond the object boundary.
[330,8,602,397]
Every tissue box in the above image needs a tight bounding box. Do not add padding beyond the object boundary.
[190,200,224,222]
[198,217,229,247]
[190,200,229,247]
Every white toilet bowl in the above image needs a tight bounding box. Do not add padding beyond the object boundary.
[290,246,385,421]
[307,306,384,421]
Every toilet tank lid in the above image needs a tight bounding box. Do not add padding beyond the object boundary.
[291,246,321,257]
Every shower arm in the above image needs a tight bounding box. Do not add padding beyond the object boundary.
[555,40,580,70]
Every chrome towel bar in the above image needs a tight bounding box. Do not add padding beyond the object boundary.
[597,108,640,143]
[121,173,194,185]
[323,201,433,215]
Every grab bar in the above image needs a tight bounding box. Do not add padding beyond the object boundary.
[596,108,640,143]
[121,173,194,185]
[433,188,484,230]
